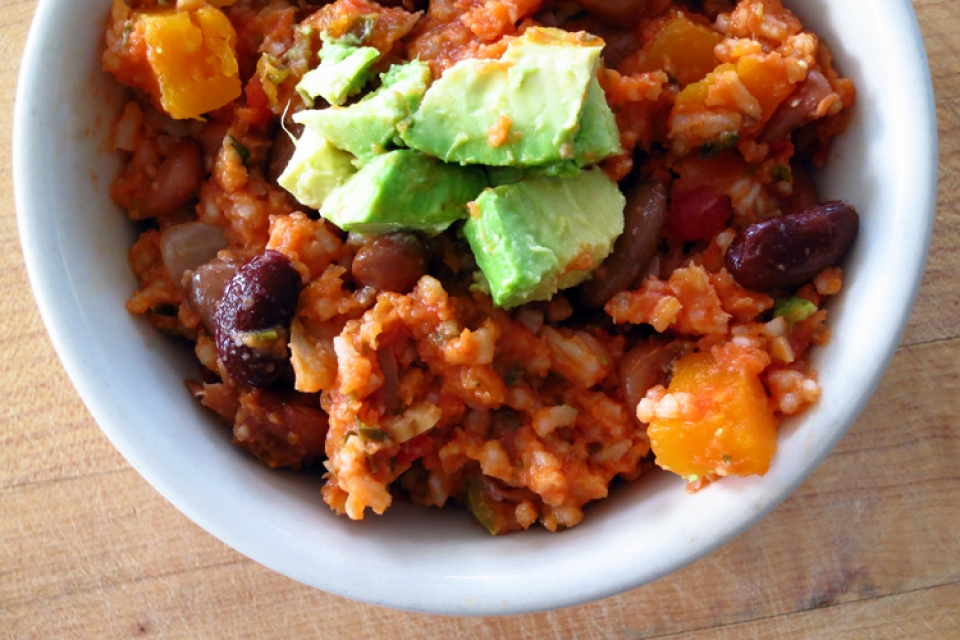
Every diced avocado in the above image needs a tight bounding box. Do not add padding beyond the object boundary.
[294,59,431,163]
[463,167,625,308]
[573,75,622,166]
[319,149,488,235]
[296,38,379,107]
[399,27,616,167]
[277,127,357,210]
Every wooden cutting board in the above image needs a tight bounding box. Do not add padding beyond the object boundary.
[1,0,958,637]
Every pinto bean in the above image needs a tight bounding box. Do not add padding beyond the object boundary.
[267,130,298,187]
[579,182,667,308]
[574,0,648,25]
[725,201,859,291]
[759,70,834,144]
[137,138,203,219]
[214,251,302,387]
[187,257,239,334]
[198,122,230,160]
[620,340,686,422]
[351,232,430,293]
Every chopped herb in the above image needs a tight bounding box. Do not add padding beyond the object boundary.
[343,430,359,444]
[774,297,818,324]
[341,14,378,46]
[699,131,739,159]
[466,480,501,535]
[721,454,732,463]
[237,328,281,349]
[770,164,793,183]
[367,454,379,475]
[266,66,290,86]
[687,474,699,483]
[228,135,250,166]
[120,22,133,49]
[359,426,389,443]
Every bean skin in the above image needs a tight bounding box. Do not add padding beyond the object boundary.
[351,232,430,293]
[187,258,239,334]
[620,340,686,423]
[267,130,298,187]
[138,139,203,219]
[579,182,667,308]
[574,0,649,25]
[232,389,329,468]
[778,162,820,216]
[759,70,834,145]
[214,251,302,387]
[725,201,859,291]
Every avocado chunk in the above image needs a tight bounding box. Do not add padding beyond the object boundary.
[294,59,431,163]
[296,38,379,107]
[399,27,620,168]
[573,75,622,165]
[319,149,488,236]
[277,127,357,210]
[463,167,625,308]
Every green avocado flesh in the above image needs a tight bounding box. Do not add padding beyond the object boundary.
[294,59,431,163]
[281,27,627,308]
[296,38,379,107]
[399,27,621,168]
[277,127,357,210]
[463,167,625,308]
[319,150,488,236]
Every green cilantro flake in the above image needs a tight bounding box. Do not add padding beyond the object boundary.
[774,297,818,324]
[228,135,251,166]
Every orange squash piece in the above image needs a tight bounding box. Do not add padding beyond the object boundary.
[647,350,777,479]
[735,54,793,126]
[138,6,242,120]
[636,14,723,87]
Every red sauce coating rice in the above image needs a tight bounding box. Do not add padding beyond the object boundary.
[103,0,856,534]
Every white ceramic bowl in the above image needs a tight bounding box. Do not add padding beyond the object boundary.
[14,0,936,615]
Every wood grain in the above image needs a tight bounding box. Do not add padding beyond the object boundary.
[2,1,958,638]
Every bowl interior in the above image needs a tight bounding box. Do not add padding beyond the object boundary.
[14,0,937,615]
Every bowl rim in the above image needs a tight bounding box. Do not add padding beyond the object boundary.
[13,0,938,615]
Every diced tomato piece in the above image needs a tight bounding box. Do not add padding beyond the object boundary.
[665,187,733,242]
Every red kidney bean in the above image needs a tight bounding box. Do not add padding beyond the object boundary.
[232,389,329,468]
[351,232,430,293]
[574,0,648,25]
[579,182,667,308]
[725,201,859,291]
[138,138,203,219]
[214,251,302,387]
[187,258,240,334]
[620,340,686,422]
[759,70,834,145]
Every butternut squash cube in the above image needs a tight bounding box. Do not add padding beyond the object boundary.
[139,6,241,120]
[647,350,778,479]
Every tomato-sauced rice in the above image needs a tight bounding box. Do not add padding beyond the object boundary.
[104,0,856,534]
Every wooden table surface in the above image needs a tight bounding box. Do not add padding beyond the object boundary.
[2,1,958,638]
